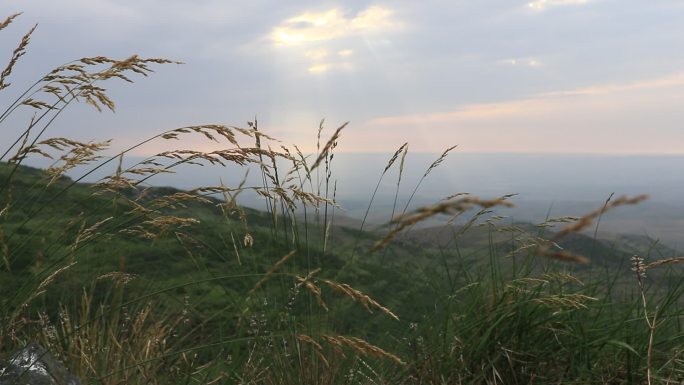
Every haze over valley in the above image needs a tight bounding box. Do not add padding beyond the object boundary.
[23,151,684,248]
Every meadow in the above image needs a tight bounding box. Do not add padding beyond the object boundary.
[3,13,684,384]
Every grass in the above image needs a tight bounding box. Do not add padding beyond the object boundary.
[3,12,684,385]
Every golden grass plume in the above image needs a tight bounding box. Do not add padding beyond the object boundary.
[322,279,399,321]
[372,195,515,252]
[321,335,405,365]
[248,250,296,295]
[552,194,649,240]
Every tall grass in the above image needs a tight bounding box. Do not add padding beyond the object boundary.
[3,12,684,385]
[0,13,402,385]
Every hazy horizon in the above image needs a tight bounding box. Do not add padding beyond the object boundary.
[18,150,684,248]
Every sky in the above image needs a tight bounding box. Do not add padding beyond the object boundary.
[2,1,684,154]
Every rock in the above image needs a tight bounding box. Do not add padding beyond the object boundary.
[0,343,80,385]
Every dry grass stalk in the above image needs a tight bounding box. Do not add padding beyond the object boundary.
[383,143,408,174]
[631,255,656,385]
[48,140,112,184]
[70,216,113,259]
[21,98,55,110]
[95,165,139,193]
[248,250,296,295]
[533,194,648,264]
[0,13,21,32]
[0,226,9,273]
[160,124,274,145]
[322,279,399,321]
[287,186,337,207]
[95,54,181,84]
[96,271,136,285]
[123,167,174,177]
[398,144,408,179]
[310,122,347,171]
[15,262,78,319]
[533,294,597,310]
[35,262,77,295]
[280,146,303,185]
[296,268,327,311]
[9,138,112,184]
[11,137,101,159]
[92,127,276,196]
[644,256,684,270]
[509,277,550,286]
[296,334,323,351]
[293,144,312,183]
[207,178,253,257]
[423,145,458,178]
[478,214,508,228]
[552,194,649,240]
[541,272,583,285]
[296,334,330,367]
[321,335,405,365]
[444,192,471,200]
[537,250,590,265]
[0,23,36,91]
[396,145,460,223]
[121,216,199,241]
[161,147,287,170]
[537,216,580,228]
[372,196,515,252]
[26,55,181,116]
[496,225,526,234]
[130,191,213,213]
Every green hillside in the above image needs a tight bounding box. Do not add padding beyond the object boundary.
[4,151,684,384]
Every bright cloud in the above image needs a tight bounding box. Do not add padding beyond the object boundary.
[305,49,329,60]
[498,57,542,67]
[271,6,402,46]
[337,49,354,58]
[269,5,402,74]
[527,0,590,10]
[308,64,330,74]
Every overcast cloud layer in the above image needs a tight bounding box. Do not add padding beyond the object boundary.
[1,1,684,154]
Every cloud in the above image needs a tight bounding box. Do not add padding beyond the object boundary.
[541,71,684,97]
[2,0,140,20]
[305,49,329,60]
[304,49,355,73]
[268,5,403,74]
[498,57,542,67]
[527,0,590,10]
[337,49,354,58]
[308,63,330,73]
[349,71,684,153]
[270,6,402,46]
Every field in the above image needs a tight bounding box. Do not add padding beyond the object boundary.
[3,12,684,384]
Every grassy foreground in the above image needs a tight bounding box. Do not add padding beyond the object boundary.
[3,13,684,385]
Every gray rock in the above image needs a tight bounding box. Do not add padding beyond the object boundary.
[0,343,80,385]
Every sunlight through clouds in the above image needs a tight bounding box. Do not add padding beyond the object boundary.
[308,63,330,73]
[271,6,402,46]
[498,57,543,67]
[305,49,329,60]
[269,5,402,74]
[527,0,590,10]
[338,49,354,58]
